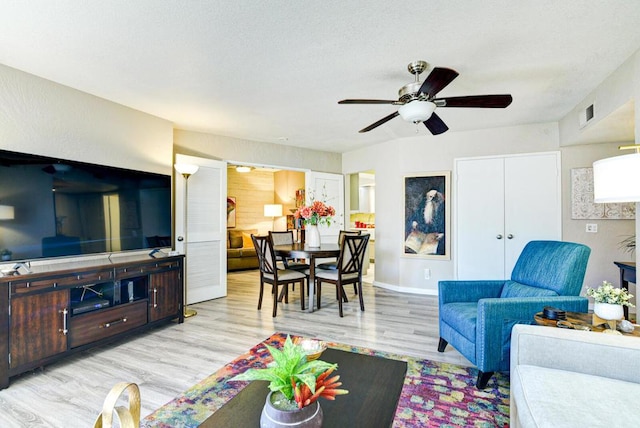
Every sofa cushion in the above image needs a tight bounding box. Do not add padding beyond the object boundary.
[228,229,258,249]
[500,280,558,298]
[513,365,640,428]
[242,231,254,248]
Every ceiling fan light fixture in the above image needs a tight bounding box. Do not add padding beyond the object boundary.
[398,101,436,124]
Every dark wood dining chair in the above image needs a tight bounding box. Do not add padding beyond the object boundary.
[251,234,306,317]
[314,234,370,317]
[268,231,308,271]
[317,230,362,271]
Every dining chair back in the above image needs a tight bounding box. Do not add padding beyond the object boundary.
[252,234,306,317]
[268,231,308,271]
[317,230,362,271]
[315,234,370,317]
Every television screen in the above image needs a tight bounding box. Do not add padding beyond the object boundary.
[0,149,172,262]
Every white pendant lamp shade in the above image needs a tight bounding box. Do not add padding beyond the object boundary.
[593,153,640,203]
[398,101,436,123]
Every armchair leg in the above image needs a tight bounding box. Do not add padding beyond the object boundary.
[437,338,448,352]
[476,371,494,389]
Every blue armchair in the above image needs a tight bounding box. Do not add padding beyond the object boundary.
[438,240,591,389]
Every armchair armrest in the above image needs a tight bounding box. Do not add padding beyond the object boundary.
[438,280,505,304]
[475,296,588,372]
[511,324,640,384]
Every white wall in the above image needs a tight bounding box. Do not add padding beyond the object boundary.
[174,129,341,173]
[0,64,173,175]
[343,122,569,294]
[343,49,639,299]
[0,64,174,267]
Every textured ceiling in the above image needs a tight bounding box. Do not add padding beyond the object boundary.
[1,1,640,153]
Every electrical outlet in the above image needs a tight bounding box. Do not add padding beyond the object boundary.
[424,268,431,280]
[586,224,598,233]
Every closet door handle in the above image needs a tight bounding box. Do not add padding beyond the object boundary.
[496,234,503,240]
[507,234,514,239]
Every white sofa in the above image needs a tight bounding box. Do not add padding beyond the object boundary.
[510,324,640,428]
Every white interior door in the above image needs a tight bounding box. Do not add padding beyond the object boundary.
[455,152,561,280]
[304,171,345,243]
[503,153,562,273]
[455,157,505,279]
[175,154,227,303]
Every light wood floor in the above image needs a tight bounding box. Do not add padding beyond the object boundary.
[0,267,467,427]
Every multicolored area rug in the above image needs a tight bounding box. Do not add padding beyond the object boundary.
[142,333,510,427]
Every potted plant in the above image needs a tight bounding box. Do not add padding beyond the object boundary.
[619,235,636,255]
[1,249,12,261]
[232,335,348,427]
[293,199,335,248]
[586,281,635,320]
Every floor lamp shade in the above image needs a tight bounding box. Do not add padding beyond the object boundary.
[593,153,640,203]
[264,204,283,217]
[0,205,14,220]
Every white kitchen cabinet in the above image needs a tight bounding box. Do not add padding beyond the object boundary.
[454,152,561,279]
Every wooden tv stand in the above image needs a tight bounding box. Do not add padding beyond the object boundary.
[0,253,184,389]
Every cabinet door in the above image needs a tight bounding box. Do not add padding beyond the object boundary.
[455,157,506,279]
[149,269,181,322]
[10,289,68,369]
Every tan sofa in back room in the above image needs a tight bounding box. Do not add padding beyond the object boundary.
[227,229,260,271]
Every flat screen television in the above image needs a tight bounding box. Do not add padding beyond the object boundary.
[0,149,172,262]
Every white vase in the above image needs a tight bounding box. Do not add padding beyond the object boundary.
[594,302,624,320]
[306,225,321,248]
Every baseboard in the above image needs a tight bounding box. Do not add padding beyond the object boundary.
[372,280,438,296]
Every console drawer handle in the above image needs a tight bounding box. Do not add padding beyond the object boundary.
[102,318,127,328]
[59,308,69,335]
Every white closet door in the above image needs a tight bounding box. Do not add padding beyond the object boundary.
[455,152,561,280]
[455,157,505,279]
[175,154,227,303]
[503,153,562,273]
[304,171,345,243]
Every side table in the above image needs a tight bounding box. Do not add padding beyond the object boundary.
[614,261,636,321]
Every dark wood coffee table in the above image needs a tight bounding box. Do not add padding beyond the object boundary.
[199,348,407,427]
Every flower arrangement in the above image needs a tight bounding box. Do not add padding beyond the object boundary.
[586,281,635,307]
[293,189,335,227]
[232,335,348,410]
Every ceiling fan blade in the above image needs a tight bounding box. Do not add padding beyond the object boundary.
[339,99,397,104]
[435,94,513,108]
[419,67,459,97]
[424,113,449,135]
[358,111,399,133]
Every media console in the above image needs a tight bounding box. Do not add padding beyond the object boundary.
[0,253,184,389]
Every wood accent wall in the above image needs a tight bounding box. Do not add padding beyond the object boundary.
[227,168,275,233]
[227,168,305,233]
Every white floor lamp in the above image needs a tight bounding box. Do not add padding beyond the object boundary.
[175,162,199,318]
[264,204,283,231]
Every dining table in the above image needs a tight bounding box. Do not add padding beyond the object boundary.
[273,242,340,313]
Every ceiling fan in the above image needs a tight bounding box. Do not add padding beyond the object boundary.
[338,60,513,135]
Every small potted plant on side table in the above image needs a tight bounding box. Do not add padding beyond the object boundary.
[586,281,635,328]
[232,335,348,428]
